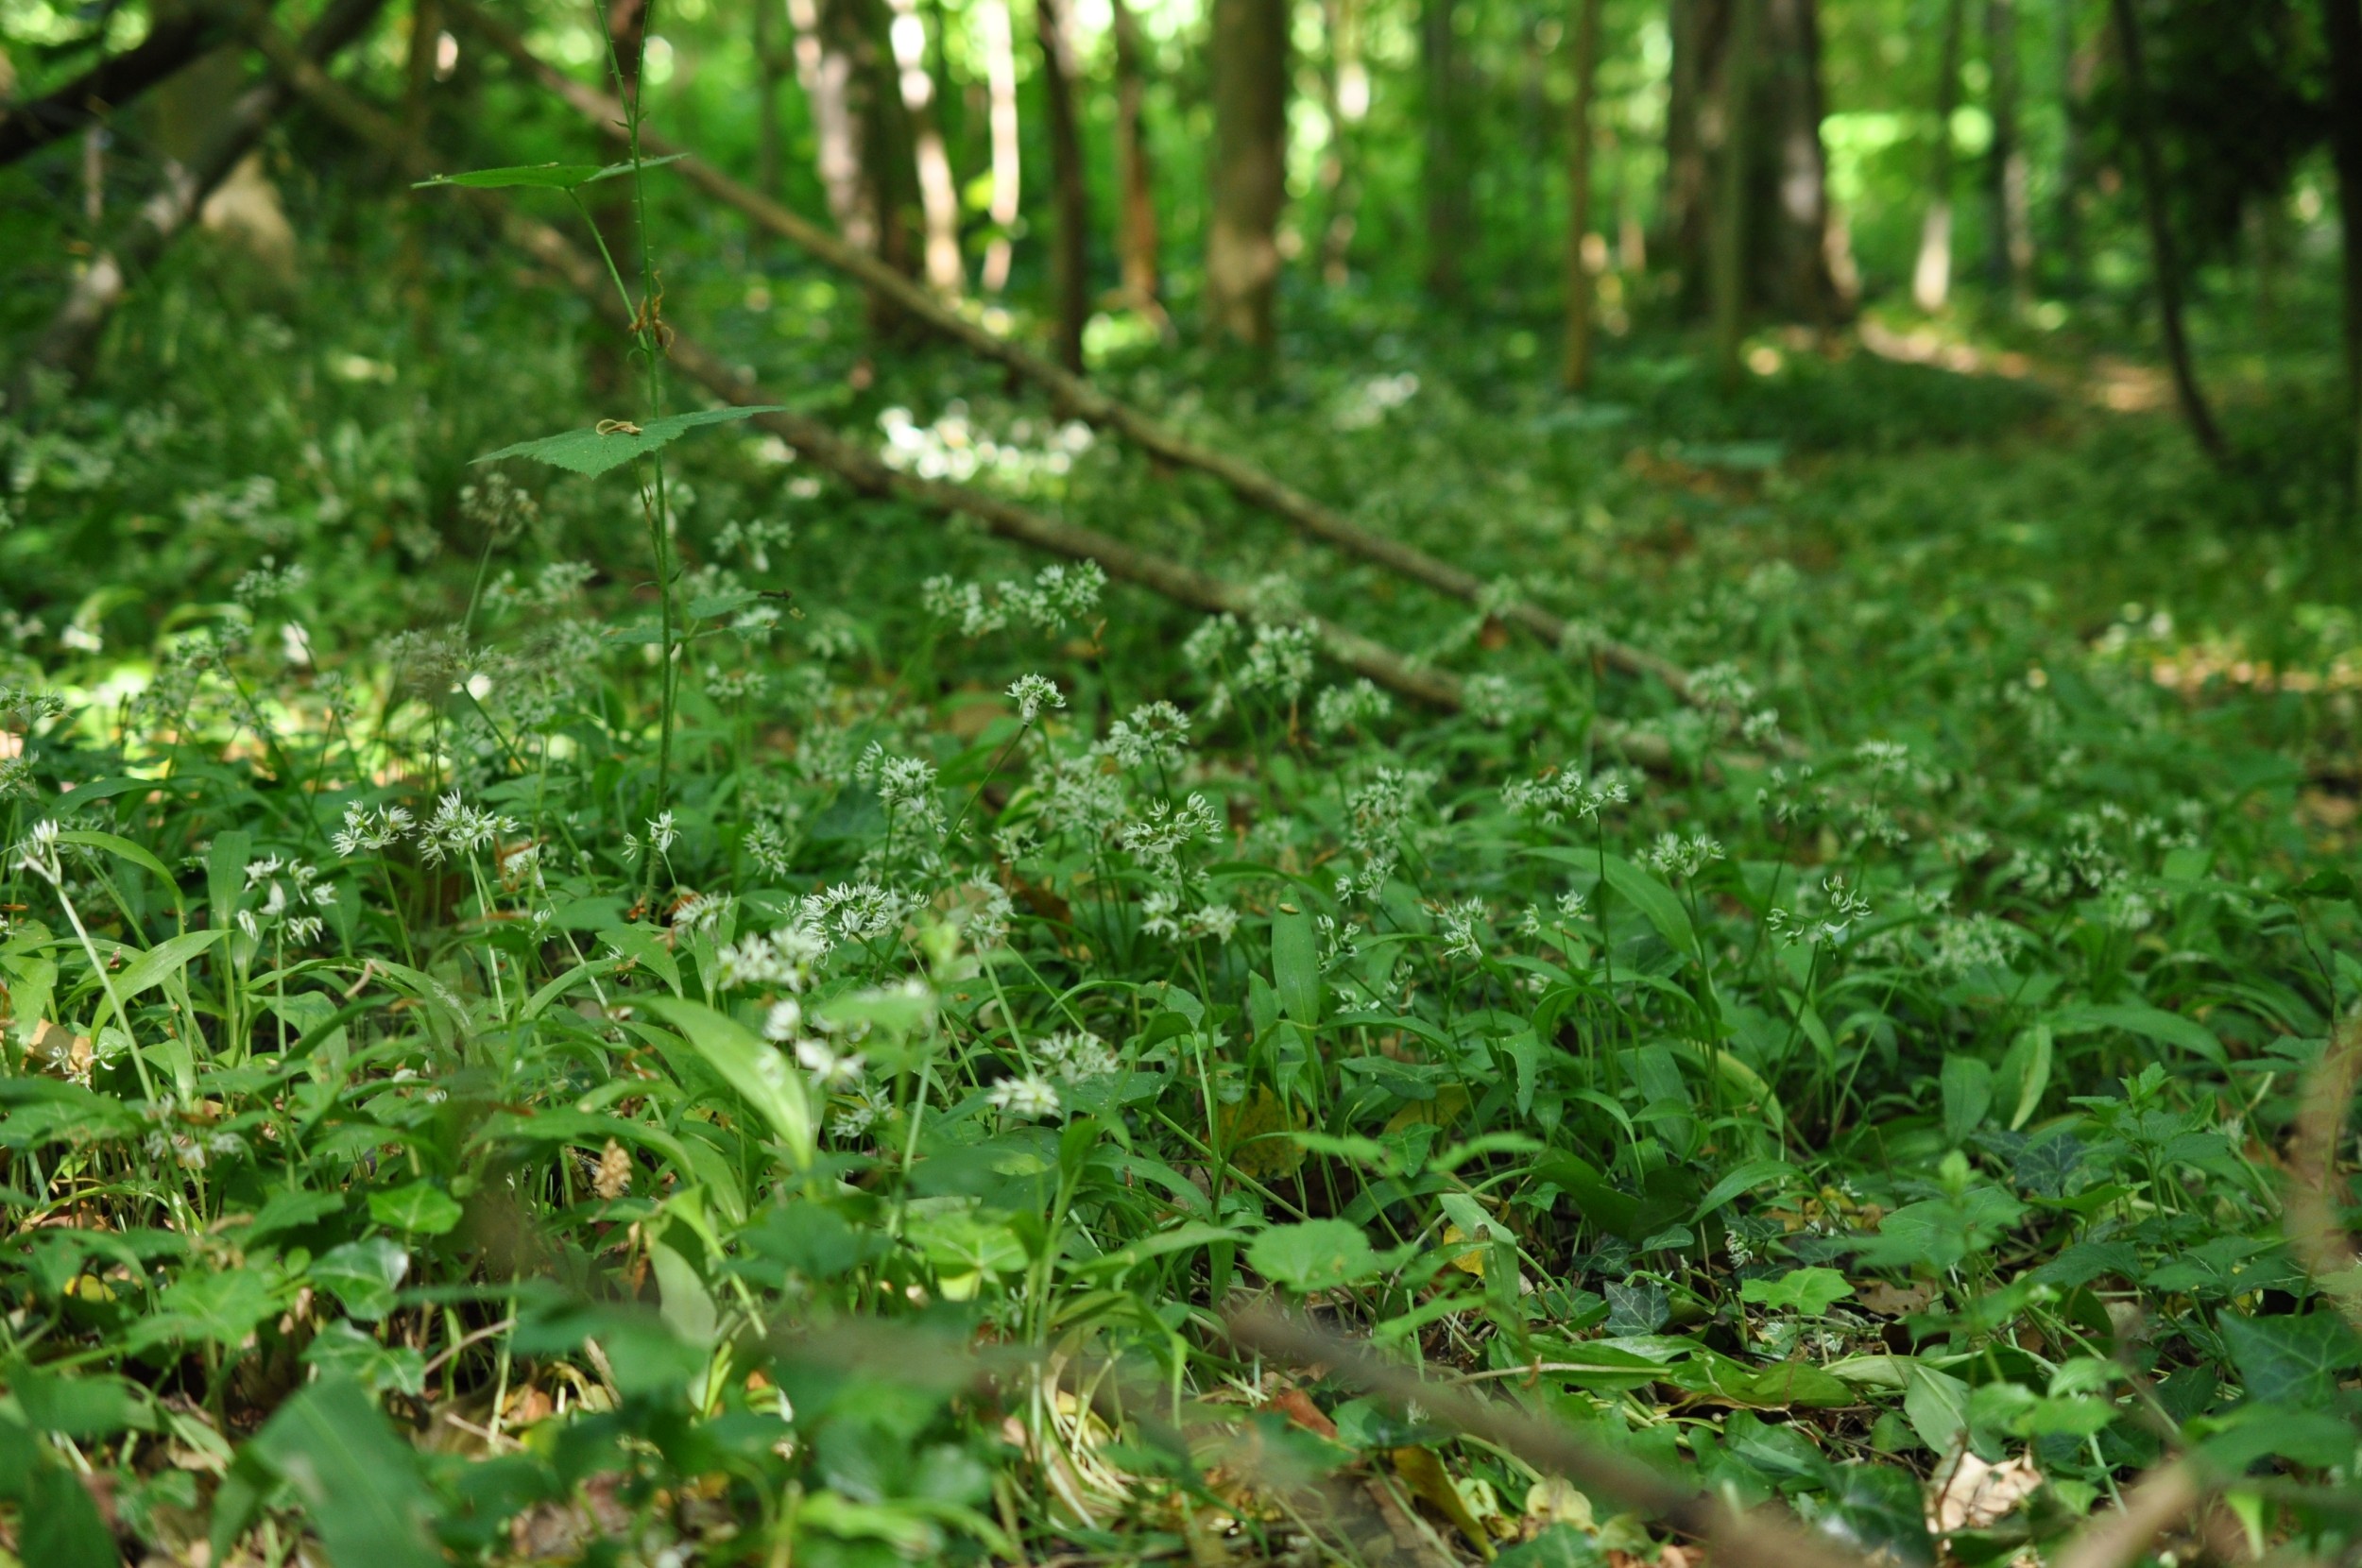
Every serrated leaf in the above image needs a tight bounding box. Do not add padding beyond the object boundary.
[412,153,687,192]
[473,404,787,477]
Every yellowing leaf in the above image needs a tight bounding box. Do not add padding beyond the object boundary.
[1383,1084,1470,1133]
[1393,1446,1497,1559]
[1525,1476,1593,1530]
[1218,1086,1307,1179]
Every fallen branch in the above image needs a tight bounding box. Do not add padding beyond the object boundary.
[237,26,1669,740]
[2048,1461,2202,1568]
[438,0,1698,708]
[1228,1309,1869,1568]
[0,11,242,170]
[6,0,382,403]
[2286,1012,2362,1337]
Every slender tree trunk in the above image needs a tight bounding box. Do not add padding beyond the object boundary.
[1985,0,2031,299]
[887,0,965,294]
[2321,0,2362,496]
[1912,0,1966,312]
[399,0,440,304]
[1663,0,1707,278]
[1035,0,1088,367]
[1562,0,1604,392]
[787,0,866,243]
[1317,0,1366,281]
[1207,0,1290,348]
[756,0,783,195]
[1110,0,1163,312]
[2053,0,2082,288]
[1422,0,1466,298]
[2108,0,2225,458]
[1710,0,1758,390]
[976,0,1019,294]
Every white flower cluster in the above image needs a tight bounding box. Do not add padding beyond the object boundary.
[1006,673,1065,724]
[1641,830,1724,881]
[1037,1029,1120,1083]
[1313,679,1392,737]
[1503,765,1632,827]
[1438,897,1487,962]
[986,1073,1061,1120]
[331,802,415,858]
[1099,701,1190,770]
[921,560,1105,637]
[416,792,521,866]
[1118,794,1224,877]
[239,856,336,945]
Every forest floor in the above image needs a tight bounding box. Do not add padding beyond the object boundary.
[2,242,2360,1567]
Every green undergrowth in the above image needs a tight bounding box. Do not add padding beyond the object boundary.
[4,219,2362,1568]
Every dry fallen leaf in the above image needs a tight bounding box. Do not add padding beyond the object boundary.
[1265,1383,1338,1439]
[1394,1445,1498,1556]
[1855,1280,1937,1317]
[1927,1449,2043,1533]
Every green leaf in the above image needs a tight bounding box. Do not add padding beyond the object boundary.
[411,153,686,192]
[648,1240,719,1346]
[1999,1023,2052,1131]
[2218,1311,2362,1406]
[640,996,814,1167]
[367,1180,463,1236]
[9,1365,154,1437]
[310,1237,409,1321]
[473,404,787,478]
[301,1321,428,1397]
[1740,1267,1853,1318]
[22,1460,119,1568]
[1692,1157,1792,1222]
[1272,906,1321,1027]
[1940,1055,1993,1147]
[1247,1219,1379,1293]
[110,928,227,1001]
[250,1376,443,1568]
[53,829,182,906]
[1737,1361,1858,1408]
[1902,1362,1972,1453]
[2050,1002,2225,1066]
[601,922,682,995]
[1598,853,1697,958]
[129,1267,282,1350]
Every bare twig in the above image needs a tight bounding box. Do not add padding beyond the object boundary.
[436,0,1701,708]
[1226,1308,1871,1568]
[2048,1461,2201,1568]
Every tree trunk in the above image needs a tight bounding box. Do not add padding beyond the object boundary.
[2321,0,2362,494]
[1562,0,1604,392]
[2053,0,2082,288]
[787,0,864,242]
[2108,0,2225,459]
[887,0,965,294]
[1912,0,1965,312]
[975,0,1019,294]
[1422,0,1466,298]
[1710,0,1758,391]
[756,0,783,195]
[1664,0,1836,323]
[1036,0,1088,368]
[1207,0,1289,348]
[1315,0,1366,282]
[1110,0,1163,312]
[1985,0,2031,300]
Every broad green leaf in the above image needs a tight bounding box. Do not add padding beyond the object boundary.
[1737,1361,1858,1408]
[473,404,787,478]
[53,829,182,906]
[22,1460,119,1568]
[1903,1362,1971,1453]
[1939,1055,1992,1146]
[1597,853,1697,958]
[640,996,814,1167]
[1999,1023,2052,1131]
[9,1365,154,1436]
[250,1376,443,1568]
[648,1240,719,1346]
[310,1237,409,1322]
[367,1180,463,1236]
[1692,1157,1792,1222]
[2218,1311,2362,1406]
[601,922,682,995]
[300,1321,428,1397]
[1248,1219,1379,1293]
[2049,1002,2225,1066]
[110,927,226,1001]
[1272,905,1320,1027]
[1740,1267,1853,1318]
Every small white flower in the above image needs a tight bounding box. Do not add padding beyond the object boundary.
[762,998,803,1041]
[796,1038,867,1091]
[1006,673,1065,724]
[986,1073,1061,1120]
[646,810,679,855]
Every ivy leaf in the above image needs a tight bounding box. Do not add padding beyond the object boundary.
[2218,1311,2362,1406]
[310,1237,410,1322]
[473,404,787,478]
[1603,1278,1669,1336]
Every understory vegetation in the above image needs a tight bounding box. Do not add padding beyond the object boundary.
[7,0,2362,1562]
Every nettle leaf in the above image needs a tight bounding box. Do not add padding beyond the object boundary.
[1740,1267,1853,1318]
[1247,1219,1378,1293]
[473,404,787,478]
[413,152,686,192]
